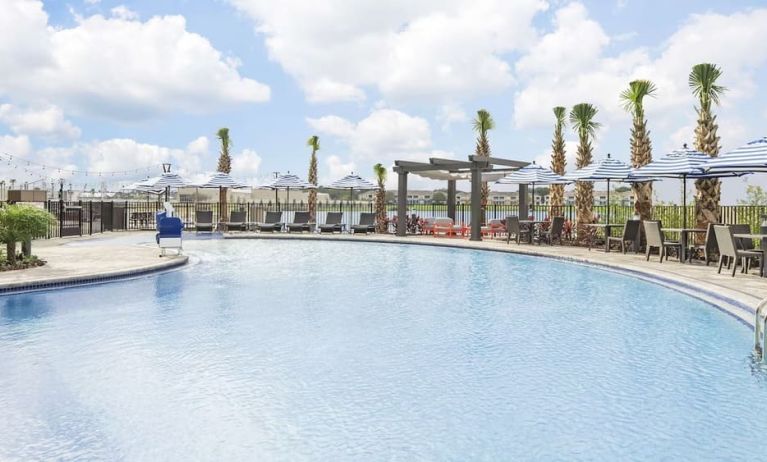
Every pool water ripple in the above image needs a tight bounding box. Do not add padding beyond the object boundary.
[1,239,766,460]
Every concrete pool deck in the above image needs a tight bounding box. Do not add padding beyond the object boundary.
[225,232,767,326]
[1,230,764,326]
[0,232,188,293]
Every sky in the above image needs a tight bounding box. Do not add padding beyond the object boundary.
[0,0,766,202]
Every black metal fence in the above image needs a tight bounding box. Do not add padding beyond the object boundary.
[35,200,767,238]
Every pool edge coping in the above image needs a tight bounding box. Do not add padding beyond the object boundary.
[0,255,189,295]
[225,233,758,328]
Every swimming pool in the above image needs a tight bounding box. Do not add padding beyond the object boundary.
[1,239,766,460]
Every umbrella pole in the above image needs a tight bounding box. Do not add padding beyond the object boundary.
[682,175,687,229]
[606,179,610,224]
[531,182,535,218]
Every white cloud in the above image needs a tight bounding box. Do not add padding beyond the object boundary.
[513,4,767,134]
[0,1,270,120]
[229,0,546,103]
[110,5,139,20]
[308,108,454,188]
[0,134,32,157]
[81,137,208,177]
[324,155,356,183]
[0,104,81,140]
[231,148,263,178]
[436,103,468,131]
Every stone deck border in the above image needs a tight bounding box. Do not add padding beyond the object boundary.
[225,232,765,328]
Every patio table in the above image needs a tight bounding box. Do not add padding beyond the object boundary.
[519,220,546,243]
[585,223,624,252]
[733,233,767,277]
[662,228,706,263]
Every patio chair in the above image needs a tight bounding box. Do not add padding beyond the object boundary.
[287,211,311,233]
[732,223,764,272]
[689,223,719,265]
[607,219,640,253]
[421,217,436,235]
[319,212,344,233]
[643,220,681,263]
[195,211,214,232]
[535,216,565,245]
[505,216,529,244]
[714,225,764,277]
[255,211,283,232]
[351,212,376,234]
[221,210,247,232]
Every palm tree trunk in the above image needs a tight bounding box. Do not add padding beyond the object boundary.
[6,241,16,265]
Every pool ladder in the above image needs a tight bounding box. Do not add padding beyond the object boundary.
[756,298,767,361]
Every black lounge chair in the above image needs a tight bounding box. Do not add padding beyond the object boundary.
[287,211,311,233]
[195,211,214,232]
[221,210,247,232]
[351,212,376,234]
[256,211,283,232]
[319,212,344,233]
[607,219,640,253]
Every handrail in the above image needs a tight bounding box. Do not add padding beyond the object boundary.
[755,297,767,360]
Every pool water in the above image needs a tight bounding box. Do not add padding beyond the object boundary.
[1,240,766,460]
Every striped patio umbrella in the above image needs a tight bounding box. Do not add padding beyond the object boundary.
[195,172,248,189]
[496,162,568,213]
[135,173,189,201]
[263,173,316,205]
[706,137,767,173]
[564,154,636,224]
[328,173,377,201]
[632,145,741,227]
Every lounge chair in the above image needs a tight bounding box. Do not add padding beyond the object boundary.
[643,220,681,263]
[607,219,640,253]
[255,211,283,232]
[221,210,247,232]
[195,211,214,232]
[481,219,505,238]
[319,212,344,233]
[287,211,311,233]
[714,225,764,277]
[421,217,436,235]
[351,212,376,234]
[535,216,565,245]
[433,218,462,237]
[505,216,531,244]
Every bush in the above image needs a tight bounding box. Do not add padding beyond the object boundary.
[0,205,56,265]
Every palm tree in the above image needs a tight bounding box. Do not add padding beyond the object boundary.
[549,106,567,216]
[690,63,726,229]
[620,79,657,221]
[472,109,494,223]
[216,128,232,221]
[373,163,387,233]
[306,135,320,223]
[569,103,601,244]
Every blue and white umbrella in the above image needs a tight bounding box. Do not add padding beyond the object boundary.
[328,173,377,201]
[564,154,636,224]
[134,173,189,201]
[195,172,248,189]
[497,162,568,212]
[706,137,767,173]
[632,145,741,227]
[262,173,316,204]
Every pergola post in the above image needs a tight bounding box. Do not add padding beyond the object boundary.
[396,169,408,236]
[519,184,529,219]
[447,180,456,221]
[470,165,482,241]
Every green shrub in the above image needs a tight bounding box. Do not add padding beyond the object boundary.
[0,205,56,265]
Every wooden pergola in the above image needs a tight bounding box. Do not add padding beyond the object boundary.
[392,156,530,241]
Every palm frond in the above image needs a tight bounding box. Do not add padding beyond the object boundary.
[689,63,726,109]
[373,163,387,185]
[472,109,495,134]
[569,103,601,139]
[553,106,567,127]
[620,79,657,116]
[306,135,320,151]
